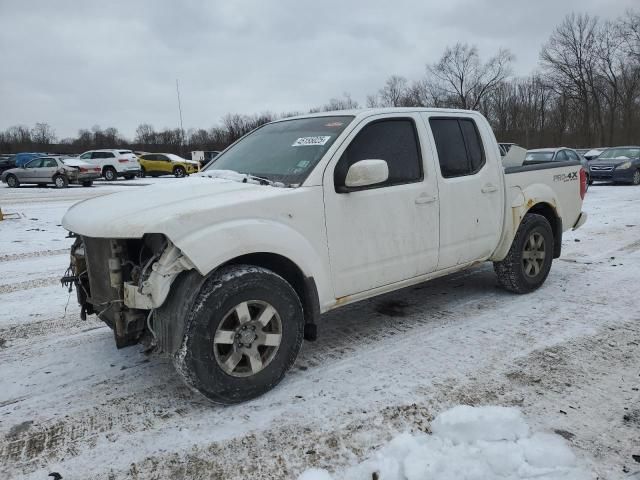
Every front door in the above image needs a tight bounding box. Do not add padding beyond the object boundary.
[20,158,44,182]
[323,115,439,297]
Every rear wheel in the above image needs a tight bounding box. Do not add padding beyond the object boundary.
[494,213,554,294]
[174,166,186,178]
[53,175,68,189]
[6,174,19,188]
[103,167,117,181]
[174,265,304,404]
[81,180,93,187]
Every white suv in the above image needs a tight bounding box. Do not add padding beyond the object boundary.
[77,149,141,181]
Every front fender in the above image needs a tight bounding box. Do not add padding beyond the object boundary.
[169,219,333,306]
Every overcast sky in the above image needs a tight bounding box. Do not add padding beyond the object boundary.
[0,0,636,139]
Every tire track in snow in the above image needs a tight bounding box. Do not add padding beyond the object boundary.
[0,249,69,263]
[0,276,61,295]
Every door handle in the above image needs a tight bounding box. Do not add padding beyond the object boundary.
[481,184,498,193]
[415,195,437,205]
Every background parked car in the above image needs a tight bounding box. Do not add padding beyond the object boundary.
[76,149,141,180]
[0,154,16,174]
[526,147,590,188]
[13,152,47,167]
[138,153,199,177]
[588,146,640,185]
[191,150,220,168]
[1,156,102,188]
[582,148,606,160]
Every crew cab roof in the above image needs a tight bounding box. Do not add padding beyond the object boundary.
[273,107,484,123]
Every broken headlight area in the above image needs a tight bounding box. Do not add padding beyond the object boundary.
[62,233,172,348]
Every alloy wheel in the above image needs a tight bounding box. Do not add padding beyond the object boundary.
[213,300,282,377]
[522,232,546,278]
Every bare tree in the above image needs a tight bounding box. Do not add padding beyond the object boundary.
[31,122,56,145]
[322,93,359,111]
[377,75,409,107]
[135,123,156,144]
[540,13,599,144]
[427,43,514,110]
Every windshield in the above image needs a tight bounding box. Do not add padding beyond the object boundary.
[598,148,640,160]
[525,151,554,162]
[204,116,354,185]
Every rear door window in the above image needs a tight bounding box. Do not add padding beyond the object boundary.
[429,118,486,178]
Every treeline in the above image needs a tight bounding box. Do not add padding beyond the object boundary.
[1,10,638,156]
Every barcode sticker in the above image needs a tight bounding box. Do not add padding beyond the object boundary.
[292,136,331,147]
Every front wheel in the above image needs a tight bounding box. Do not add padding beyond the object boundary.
[174,265,304,404]
[53,175,69,189]
[5,174,19,188]
[139,167,146,178]
[494,213,554,294]
[632,169,640,186]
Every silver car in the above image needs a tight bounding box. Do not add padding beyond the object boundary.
[525,147,589,183]
[1,156,102,188]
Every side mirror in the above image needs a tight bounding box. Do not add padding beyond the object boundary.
[342,159,389,190]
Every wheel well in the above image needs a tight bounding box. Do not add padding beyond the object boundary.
[223,253,319,326]
[527,202,562,258]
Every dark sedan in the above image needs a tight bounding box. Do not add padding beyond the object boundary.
[589,147,640,185]
[0,155,16,174]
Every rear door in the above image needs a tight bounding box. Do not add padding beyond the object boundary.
[323,114,440,297]
[156,154,173,174]
[423,114,504,269]
[40,158,60,181]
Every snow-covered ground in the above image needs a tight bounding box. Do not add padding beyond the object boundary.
[0,180,638,479]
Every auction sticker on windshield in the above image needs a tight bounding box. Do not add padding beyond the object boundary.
[292,136,331,147]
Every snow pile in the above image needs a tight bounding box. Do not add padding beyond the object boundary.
[299,406,589,480]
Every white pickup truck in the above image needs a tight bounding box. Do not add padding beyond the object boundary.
[62,108,587,404]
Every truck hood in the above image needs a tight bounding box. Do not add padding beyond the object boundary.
[62,177,295,238]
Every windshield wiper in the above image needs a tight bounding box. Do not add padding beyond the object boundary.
[199,169,290,188]
[242,174,284,187]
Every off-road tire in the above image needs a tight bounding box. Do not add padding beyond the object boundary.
[103,167,117,181]
[6,174,19,188]
[174,265,304,404]
[493,213,554,294]
[53,174,68,189]
[174,166,186,178]
[81,180,93,187]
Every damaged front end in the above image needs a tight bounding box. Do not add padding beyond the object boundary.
[61,233,194,348]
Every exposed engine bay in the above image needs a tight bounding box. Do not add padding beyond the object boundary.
[63,233,194,348]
